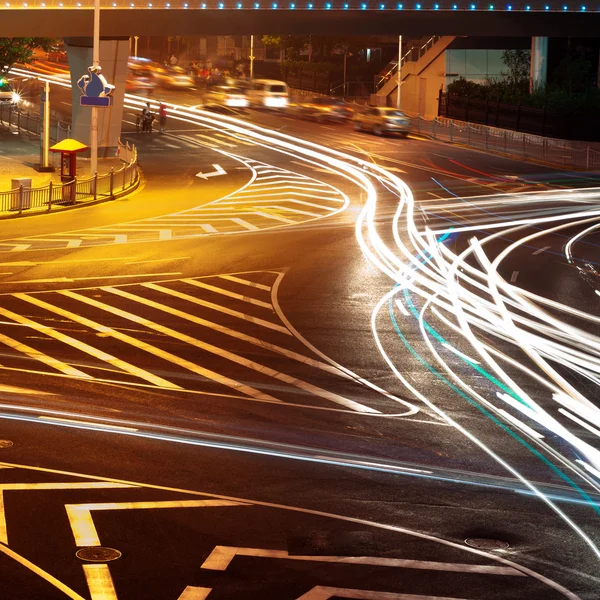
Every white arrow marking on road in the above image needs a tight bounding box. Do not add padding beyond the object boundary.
[67,500,249,546]
[297,588,469,600]
[178,587,212,600]
[196,164,226,180]
[200,547,524,576]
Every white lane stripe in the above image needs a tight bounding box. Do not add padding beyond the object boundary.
[67,239,82,248]
[114,235,127,244]
[267,205,328,218]
[232,192,344,202]
[15,293,179,389]
[40,416,138,432]
[219,199,337,212]
[102,286,373,411]
[60,290,282,403]
[11,245,30,252]
[0,329,89,378]
[200,224,217,233]
[82,564,118,600]
[218,275,271,291]
[159,230,172,240]
[297,587,470,599]
[182,278,272,309]
[254,211,296,224]
[200,546,523,576]
[178,587,213,600]
[231,218,259,230]
[143,282,290,334]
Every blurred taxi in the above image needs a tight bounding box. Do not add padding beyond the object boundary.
[354,106,411,137]
[203,85,249,108]
[295,96,354,123]
[154,66,194,89]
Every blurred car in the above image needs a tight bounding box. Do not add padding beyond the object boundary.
[154,66,194,89]
[247,79,288,109]
[203,85,249,108]
[294,96,354,123]
[47,45,67,63]
[0,78,19,107]
[126,64,156,94]
[354,107,411,137]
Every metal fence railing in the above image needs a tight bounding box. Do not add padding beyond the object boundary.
[0,139,139,216]
[0,103,72,142]
[411,115,600,170]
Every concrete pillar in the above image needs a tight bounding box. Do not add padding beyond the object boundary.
[64,37,129,156]
[530,37,548,93]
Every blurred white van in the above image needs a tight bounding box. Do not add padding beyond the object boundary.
[247,79,288,108]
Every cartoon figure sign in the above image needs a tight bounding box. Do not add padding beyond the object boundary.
[77,65,114,107]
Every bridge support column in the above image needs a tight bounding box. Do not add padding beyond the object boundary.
[64,37,129,157]
[530,36,548,92]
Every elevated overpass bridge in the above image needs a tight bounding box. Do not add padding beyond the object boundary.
[2,2,600,36]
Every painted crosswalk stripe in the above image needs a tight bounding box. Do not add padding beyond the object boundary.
[267,205,329,218]
[218,274,271,291]
[255,211,296,224]
[59,290,282,403]
[0,329,90,378]
[182,278,273,309]
[200,224,217,233]
[67,239,82,248]
[143,282,290,334]
[13,294,180,389]
[10,245,30,252]
[102,286,349,377]
[231,217,259,231]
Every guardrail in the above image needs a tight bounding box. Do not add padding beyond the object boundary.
[0,139,139,216]
[0,103,71,142]
[412,115,600,170]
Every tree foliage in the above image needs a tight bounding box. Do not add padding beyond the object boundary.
[501,49,530,88]
[0,38,54,74]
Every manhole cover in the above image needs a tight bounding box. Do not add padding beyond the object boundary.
[76,547,122,562]
[0,440,13,449]
[465,538,510,550]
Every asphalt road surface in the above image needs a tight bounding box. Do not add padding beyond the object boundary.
[0,68,599,600]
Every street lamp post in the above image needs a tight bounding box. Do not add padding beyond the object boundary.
[396,34,402,110]
[90,0,100,178]
[250,34,254,80]
[134,36,139,59]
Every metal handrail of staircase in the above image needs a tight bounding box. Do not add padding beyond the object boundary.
[375,35,441,92]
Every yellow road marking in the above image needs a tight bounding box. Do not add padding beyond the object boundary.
[67,500,247,546]
[143,282,290,334]
[82,564,118,600]
[0,326,90,379]
[218,274,271,291]
[178,587,212,600]
[59,291,281,402]
[182,278,272,309]
[0,541,86,600]
[14,294,179,389]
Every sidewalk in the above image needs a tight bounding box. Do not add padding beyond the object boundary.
[0,133,123,191]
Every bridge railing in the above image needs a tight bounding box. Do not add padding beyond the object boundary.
[412,115,600,170]
[0,139,139,216]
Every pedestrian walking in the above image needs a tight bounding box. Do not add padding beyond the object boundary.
[158,102,167,133]
[141,102,154,133]
[170,54,178,66]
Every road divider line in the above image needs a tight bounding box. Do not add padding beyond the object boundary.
[59,290,282,403]
[14,294,181,389]
[199,224,217,233]
[39,416,139,432]
[0,322,91,379]
[231,217,259,231]
[182,278,272,309]
[143,282,290,334]
[67,239,82,248]
[218,275,271,291]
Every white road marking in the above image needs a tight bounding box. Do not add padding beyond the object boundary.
[255,211,296,224]
[82,564,118,600]
[218,274,271,291]
[66,239,82,248]
[159,229,172,240]
[199,224,217,233]
[200,547,524,576]
[231,217,259,230]
[297,588,468,600]
[196,164,226,180]
[67,500,247,546]
[178,588,213,600]
[532,246,551,255]
[183,278,272,308]
[39,416,139,432]
[114,234,127,244]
